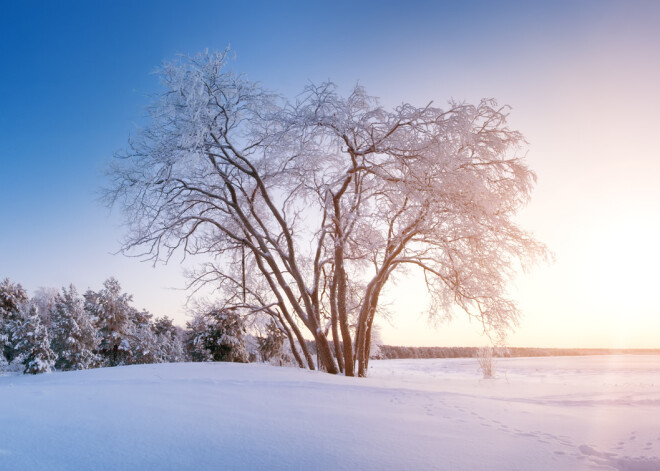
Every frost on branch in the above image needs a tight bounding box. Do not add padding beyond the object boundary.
[107,50,548,377]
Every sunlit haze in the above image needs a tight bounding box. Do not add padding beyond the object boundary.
[1,0,658,348]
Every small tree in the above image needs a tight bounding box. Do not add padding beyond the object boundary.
[188,309,249,363]
[257,320,290,365]
[476,346,495,379]
[368,325,384,360]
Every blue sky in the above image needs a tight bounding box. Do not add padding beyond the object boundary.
[1,1,659,347]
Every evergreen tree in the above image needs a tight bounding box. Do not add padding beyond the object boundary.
[50,285,100,371]
[84,278,133,367]
[31,286,59,329]
[257,320,290,365]
[187,309,249,363]
[127,309,160,365]
[0,278,28,364]
[12,303,56,374]
[153,316,185,363]
[186,314,213,362]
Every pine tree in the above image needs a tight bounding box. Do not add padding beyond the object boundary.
[50,285,100,371]
[84,278,133,367]
[153,316,185,363]
[0,278,28,364]
[12,304,56,374]
[127,309,160,365]
[186,314,213,362]
[188,309,249,363]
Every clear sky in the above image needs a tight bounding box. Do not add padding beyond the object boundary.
[1,0,658,348]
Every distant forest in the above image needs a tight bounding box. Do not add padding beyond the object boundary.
[377,346,660,360]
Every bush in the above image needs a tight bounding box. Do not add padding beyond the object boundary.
[476,346,495,378]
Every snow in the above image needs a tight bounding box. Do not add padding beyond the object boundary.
[0,355,658,470]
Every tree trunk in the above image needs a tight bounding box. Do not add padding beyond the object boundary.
[314,329,339,375]
[334,244,354,376]
[330,275,344,373]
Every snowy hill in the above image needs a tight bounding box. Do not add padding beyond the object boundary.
[1,356,659,470]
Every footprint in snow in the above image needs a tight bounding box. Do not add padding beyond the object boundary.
[577,443,660,470]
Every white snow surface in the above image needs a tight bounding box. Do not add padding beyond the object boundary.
[0,355,659,470]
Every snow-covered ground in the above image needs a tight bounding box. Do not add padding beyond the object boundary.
[0,356,658,470]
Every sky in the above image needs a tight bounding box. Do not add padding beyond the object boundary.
[1,0,658,348]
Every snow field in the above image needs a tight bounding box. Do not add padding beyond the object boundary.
[0,355,658,470]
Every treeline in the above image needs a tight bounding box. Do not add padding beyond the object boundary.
[0,277,290,375]
[378,345,660,359]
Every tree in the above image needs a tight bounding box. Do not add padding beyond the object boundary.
[0,278,29,364]
[187,308,249,363]
[31,286,59,329]
[127,308,162,365]
[107,50,547,376]
[257,319,290,365]
[84,278,134,367]
[12,303,56,374]
[50,285,100,371]
[152,316,185,363]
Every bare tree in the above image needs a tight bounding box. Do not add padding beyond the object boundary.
[106,50,547,377]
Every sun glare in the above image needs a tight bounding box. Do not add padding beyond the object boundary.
[585,216,660,311]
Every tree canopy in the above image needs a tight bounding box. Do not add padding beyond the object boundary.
[107,50,547,376]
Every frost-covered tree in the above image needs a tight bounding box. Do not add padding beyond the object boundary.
[50,285,100,371]
[107,50,548,376]
[0,278,28,364]
[369,325,384,360]
[257,320,289,365]
[185,314,212,362]
[153,316,185,363]
[84,278,134,367]
[12,303,56,374]
[127,309,160,365]
[187,309,249,363]
[31,286,59,329]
